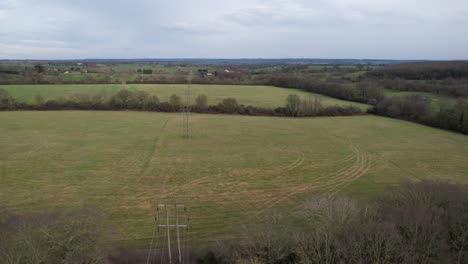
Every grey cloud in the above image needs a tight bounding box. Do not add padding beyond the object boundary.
[0,0,467,59]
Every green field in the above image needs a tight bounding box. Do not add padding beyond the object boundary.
[1,84,371,110]
[384,89,466,110]
[1,111,468,247]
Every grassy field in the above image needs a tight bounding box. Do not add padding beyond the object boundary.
[1,111,468,248]
[384,89,466,110]
[1,84,371,110]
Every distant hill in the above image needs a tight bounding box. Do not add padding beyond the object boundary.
[0,58,431,65]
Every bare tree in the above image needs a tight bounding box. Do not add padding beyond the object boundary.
[195,94,208,109]
[285,94,301,116]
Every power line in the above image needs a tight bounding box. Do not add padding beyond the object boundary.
[145,215,159,264]
[153,71,193,263]
[155,204,189,264]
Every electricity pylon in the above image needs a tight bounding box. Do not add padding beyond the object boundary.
[182,71,192,138]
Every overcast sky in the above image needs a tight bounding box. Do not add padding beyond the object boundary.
[0,0,467,60]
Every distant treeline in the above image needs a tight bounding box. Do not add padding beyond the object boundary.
[370,95,468,134]
[267,75,384,105]
[376,78,468,97]
[367,61,468,80]
[0,88,363,117]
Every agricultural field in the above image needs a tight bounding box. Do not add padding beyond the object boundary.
[1,84,371,110]
[1,111,468,248]
[384,89,466,110]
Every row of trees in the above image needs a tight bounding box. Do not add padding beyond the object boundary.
[198,181,468,264]
[0,88,363,117]
[377,78,468,97]
[268,76,384,105]
[367,61,468,80]
[370,95,468,134]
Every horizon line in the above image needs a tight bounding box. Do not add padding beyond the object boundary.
[2,58,467,62]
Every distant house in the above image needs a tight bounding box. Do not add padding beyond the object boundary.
[224,69,230,73]
[76,63,83,66]
[198,68,212,77]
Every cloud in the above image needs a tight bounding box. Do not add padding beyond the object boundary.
[0,0,467,59]
[0,43,84,58]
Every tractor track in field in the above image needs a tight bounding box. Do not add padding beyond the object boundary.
[160,148,306,200]
[116,118,169,199]
[142,119,169,178]
[323,146,371,195]
[277,149,306,172]
[253,145,371,216]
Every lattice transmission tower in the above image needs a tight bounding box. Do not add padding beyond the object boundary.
[182,71,192,138]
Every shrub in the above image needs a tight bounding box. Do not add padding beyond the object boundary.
[285,94,301,116]
[109,89,134,109]
[169,94,182,110]
[218,98,240,113]
[142,95,160,111]
[0,207,115,264]
[195,94,208,109]
[0,88,16,110]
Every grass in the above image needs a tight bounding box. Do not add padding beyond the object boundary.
[384,89,465,110]
[0,84,371,110]
[1,111,468,248]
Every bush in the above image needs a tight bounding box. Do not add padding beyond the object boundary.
[218,98,240,113]
[169,94,182,110]
[0,88,16,110]
[142,95,160,111]
[285,94,301,116]
[109,89,134,109]
[0,207,115,264]
[195,94,208,109]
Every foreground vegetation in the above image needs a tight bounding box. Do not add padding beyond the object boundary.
[200,181,468,264]
[0,207,113,263]
[1,111,468,249]
[3,181,468,263]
